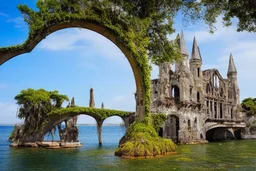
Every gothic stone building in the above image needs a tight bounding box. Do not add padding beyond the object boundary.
[150,31,243,143]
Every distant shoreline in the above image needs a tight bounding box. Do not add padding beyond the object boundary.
[0,124,124,126]
[77,124,124,126]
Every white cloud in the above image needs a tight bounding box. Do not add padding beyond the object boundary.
[182,17,256,100]
[7,17,26,29]
[0,12,8,18]
[0,83,7,89]
[38,29,125,60]
[105,94,135,112]
[0,102,20,125]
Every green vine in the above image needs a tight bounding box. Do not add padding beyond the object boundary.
[151,113,167,133]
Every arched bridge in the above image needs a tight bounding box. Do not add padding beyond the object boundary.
[204,118,246,141]
[30,107,135,145]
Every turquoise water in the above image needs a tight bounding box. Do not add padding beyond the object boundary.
[1,126,256,171]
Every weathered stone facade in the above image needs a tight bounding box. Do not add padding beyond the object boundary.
[151,31,245,143]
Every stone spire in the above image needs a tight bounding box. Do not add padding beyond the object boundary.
[227,53,237,75]
[179,30,188,56]
[71,97,75,107]
[101,103,104,109]
[89,88,95,108]
[191,37,202,60]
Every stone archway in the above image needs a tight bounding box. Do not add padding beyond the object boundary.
[0,21,150,122]
[206,128,235,141]
[164,115,180,142]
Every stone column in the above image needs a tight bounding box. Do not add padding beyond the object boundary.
[96,120,103,145]
[216,102,219,119]
[212,100,214,118]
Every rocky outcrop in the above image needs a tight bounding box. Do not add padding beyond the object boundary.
[10,141,82,149]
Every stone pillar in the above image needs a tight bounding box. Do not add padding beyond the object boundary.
[96,120,103,145]
[89,88,95,108]
[211,100,214,118]
[216,102,219,119]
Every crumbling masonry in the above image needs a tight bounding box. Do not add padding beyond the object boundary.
[150,31,244,143]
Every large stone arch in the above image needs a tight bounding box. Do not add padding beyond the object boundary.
[28,107,134,144]
[0,20,150,122]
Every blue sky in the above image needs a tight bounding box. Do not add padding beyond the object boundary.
[0,1,256,125]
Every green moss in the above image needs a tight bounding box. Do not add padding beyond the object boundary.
[47,106,132,120]
[151,113,167,133]
[115,122,177,158]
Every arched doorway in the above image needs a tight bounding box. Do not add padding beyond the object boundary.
[165,115,180,142]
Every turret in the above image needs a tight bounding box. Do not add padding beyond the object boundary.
[71,97,75,107]
[227,53,240,105]
[175,30,190,72]
[227,53,237,79]
[190,37,203,103]
[190,37,202,78]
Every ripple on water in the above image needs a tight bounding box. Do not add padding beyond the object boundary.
[1,126,256,171]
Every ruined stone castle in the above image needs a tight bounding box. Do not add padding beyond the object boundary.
[150,31,244,143]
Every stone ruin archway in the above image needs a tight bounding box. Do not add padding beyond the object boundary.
[0,8,151,124]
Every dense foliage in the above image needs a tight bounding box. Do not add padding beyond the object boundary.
[15,88,69,131]
[190,0,256,32]
[241,98,256,116]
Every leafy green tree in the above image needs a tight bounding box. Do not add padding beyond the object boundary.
[15,88,69,131]
[241,98,256,116]
[16,0,256,67]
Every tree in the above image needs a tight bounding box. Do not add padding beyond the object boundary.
[241,98,256,116]
[15,88,69,131]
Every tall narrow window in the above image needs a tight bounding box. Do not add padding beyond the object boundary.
[190,88,193,100]
[231,107,233,119]
[206,101,209,114]
[214,102,217,118]
[220,103,223,119]
[197,92,200,102]
[197,68,200,77]
[188,120,191,131]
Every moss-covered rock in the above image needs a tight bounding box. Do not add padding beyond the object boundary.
[115,122,177,158]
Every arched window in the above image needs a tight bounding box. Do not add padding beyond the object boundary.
[197,68,200,77]
[172,86,180,103]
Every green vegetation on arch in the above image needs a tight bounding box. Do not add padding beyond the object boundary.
[115,122,177,158]
[47,106,133,121]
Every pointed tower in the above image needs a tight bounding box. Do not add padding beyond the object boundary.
[227,53,237,77]
[71,97,75,107]
[190,37,202,78]
[190,37,203,103]
[89,88,95,108]
[101,103,104,109]
[227,53,240,105]
[175,30,190,72]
